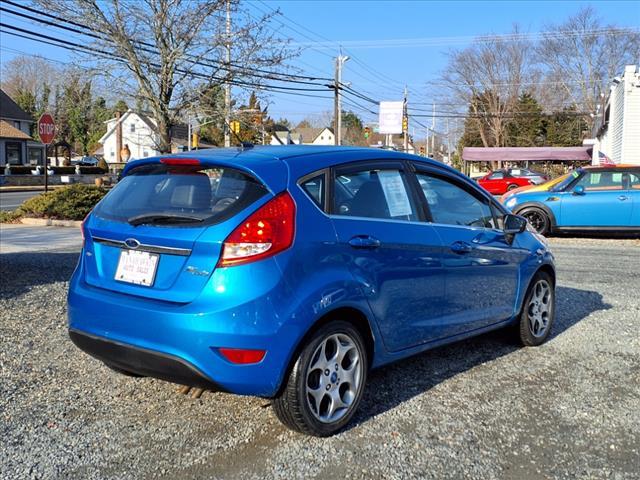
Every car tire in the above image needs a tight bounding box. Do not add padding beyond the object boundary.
[518,207,550,235]
[506,184,518,191]
[516,272,555,346]
[273,321,368,437]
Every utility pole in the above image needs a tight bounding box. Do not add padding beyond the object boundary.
[333,54,349,145]
[403,86,408,152]
[224,0,231,148]
[431,102,436,159]
[188,114,192,151]
[446,118,451,165]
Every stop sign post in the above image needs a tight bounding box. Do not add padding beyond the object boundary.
[38,113,56,192]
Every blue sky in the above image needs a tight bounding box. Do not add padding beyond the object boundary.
[1,0,639,130]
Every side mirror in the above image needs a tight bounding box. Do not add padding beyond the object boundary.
[504,214,527,234]
[573,185,585,195]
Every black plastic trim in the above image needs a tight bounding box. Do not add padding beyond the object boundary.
[69,329,224,391]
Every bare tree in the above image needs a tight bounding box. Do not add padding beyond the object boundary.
[441,27,535,149]
[35,0,295,152]
[1,55,59,101]
[537,6,640,128]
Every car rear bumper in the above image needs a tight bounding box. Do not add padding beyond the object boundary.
[69,329,224,391]
[67,261,304,397]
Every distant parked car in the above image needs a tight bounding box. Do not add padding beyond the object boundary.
[73,156,99,166]
[478,168,548,195]
[501,172,571,202]
[503,165,640,235]
[68,145,556,436]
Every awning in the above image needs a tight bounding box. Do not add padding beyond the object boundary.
[462,146,592,162]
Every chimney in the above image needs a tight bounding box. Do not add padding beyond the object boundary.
[116,110,123,162]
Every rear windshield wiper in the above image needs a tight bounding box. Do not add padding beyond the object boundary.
[127,213,205,226]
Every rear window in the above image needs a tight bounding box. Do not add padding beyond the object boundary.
[94,163,267,226]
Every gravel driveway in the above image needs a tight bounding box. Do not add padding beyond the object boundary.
[1,237,639,479]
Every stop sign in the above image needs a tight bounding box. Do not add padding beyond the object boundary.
[38,113,56,145]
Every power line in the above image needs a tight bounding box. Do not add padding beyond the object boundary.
[284,27,640,49]
[0,23,337,96]
[0,0,335,83]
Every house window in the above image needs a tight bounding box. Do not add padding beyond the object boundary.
[110,150,115,157]
[6,142,23,165]
[143,150,149,158]
[13,121,20,130]
[320,136,324,140]
[28,147,43,165]
[130,123,136,133]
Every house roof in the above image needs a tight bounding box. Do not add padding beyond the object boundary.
[462,146,592,162]
[0,120,32,140]
[0,89,33,122]
[290,127,333,143]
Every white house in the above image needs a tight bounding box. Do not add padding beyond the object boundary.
[99,110,190,163]
[290,127,335,145]
[270,129,295,145]
[592,65,640,165]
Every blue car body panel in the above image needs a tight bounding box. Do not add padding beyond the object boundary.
[505,167,640,229]
[68,146,553,397]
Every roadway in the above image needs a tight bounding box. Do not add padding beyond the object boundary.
[0,190,42,211]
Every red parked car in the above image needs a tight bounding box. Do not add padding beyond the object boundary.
[477,168,548,195]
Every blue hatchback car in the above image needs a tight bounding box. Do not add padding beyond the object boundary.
[68,146,556,436]
[503,166,640,235]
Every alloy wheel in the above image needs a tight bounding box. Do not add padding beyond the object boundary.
[522,210,547,234]
[527,279,552,338]
[305,333,363,424]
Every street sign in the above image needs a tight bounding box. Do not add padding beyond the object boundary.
[378,101,403,134]
[38,113,56,145]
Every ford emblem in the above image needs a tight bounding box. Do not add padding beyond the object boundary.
[124,238,141,249]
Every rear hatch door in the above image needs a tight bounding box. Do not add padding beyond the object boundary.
[83,159,274,303]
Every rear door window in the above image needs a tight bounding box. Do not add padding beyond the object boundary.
[333,168,418,221]
[94,163,267,226]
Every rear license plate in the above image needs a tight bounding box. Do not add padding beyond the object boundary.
[115,249,159,286]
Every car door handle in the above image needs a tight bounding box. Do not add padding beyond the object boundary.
[348,235,381,249]
[450,241,472,254]
[618,195,629,201]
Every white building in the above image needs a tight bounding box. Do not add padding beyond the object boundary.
[290,127,335,145]
[592,65,640,165]
[99,110,190,163]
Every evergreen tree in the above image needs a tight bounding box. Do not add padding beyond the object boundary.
[506,92,545,147]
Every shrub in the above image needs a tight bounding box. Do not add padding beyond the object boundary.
[18,184,108,220]
[1,166,107,175]
[2,166,35,175]
[0,210,21,223]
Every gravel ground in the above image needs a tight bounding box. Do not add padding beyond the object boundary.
[1,238,639,479]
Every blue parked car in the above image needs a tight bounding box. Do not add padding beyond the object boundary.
[503,166,640,235]
[68,146,556,436]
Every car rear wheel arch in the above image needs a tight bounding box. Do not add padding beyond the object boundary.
[275,306,375,398]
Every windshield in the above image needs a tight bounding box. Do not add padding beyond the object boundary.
[94,163,268,226]
[550,169,582,192]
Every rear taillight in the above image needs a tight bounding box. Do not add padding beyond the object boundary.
[218,192,295,267]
